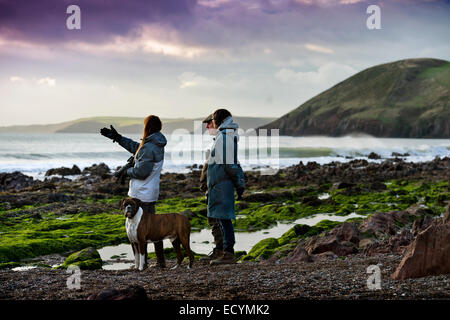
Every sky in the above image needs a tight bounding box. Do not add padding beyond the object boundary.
[0,0,449,126]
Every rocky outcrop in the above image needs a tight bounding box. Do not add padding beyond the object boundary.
[303,222,361,257]
[82,163,110,177]
[444,202,450,224]
[391,222,450,280]
[87,285,147,300]
[305,236,358,256]
[277,157,450,188]
[283,246,312,263]
[304,223,361,257]
[0,171,36,192]
[359,207,426,238]
[45,165,81,177]
[411,215,434,236]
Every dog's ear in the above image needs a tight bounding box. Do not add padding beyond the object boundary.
[118,199,125,209]
[133,198,143,208]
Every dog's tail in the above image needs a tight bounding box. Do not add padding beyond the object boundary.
[179,210,199,220]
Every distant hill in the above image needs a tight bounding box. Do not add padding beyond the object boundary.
[0,116,276,134]
[259,58,450,138]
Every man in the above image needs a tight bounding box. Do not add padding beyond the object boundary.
[205,109,245,265]
[199,113,224,262]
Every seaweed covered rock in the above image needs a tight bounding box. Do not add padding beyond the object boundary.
[240,238,279,261]
[61,247,102,270]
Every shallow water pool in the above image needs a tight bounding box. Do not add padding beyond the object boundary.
[99,212,365,270]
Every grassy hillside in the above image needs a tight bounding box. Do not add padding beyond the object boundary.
[0,116,275,134]
[260,58,450,138]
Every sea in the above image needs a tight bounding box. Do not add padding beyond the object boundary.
[0,133,449,180]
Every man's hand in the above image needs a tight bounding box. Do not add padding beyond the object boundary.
[100,125,122,142]
[236,188,244,201]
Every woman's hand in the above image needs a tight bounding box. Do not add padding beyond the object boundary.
[100,125,122,142]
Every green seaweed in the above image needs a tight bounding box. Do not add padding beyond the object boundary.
[240,219,343,262]
[60,247,102,270]
[0,178,447,265]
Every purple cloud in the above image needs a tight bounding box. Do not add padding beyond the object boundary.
[0,0,196,43]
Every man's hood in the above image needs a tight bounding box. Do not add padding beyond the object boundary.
[218,116,239,131]
[145,131,167,147]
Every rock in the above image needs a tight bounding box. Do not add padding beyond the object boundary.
[0,171,36,192]
[45,165,81,177]
[304,235,358,256]
[259,251,282,265]
[391,223,450,280]
[312,251,338,260]
[359,209,422,238]
[392,152,410,157]
[332,182,355,190]
[302,222,361,257]
[283,245,312,263]
[388,230,414,254]
[87,285,147,300]
[240,238,280,261]
[411,215,434,236]
[2,202,12,210]
[444,202,450,224]
[368,152,381,159]
[47,193,73,203]
[359,238,375,249]
[348,159,369,167]
[368,181,387,191]
[301,196,321,206]
[61,247,102,270]
[82,163,110,177]
[329,222,360,245]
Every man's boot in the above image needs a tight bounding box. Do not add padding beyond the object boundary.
[200,218,224,262]
[210,249,236,265]
[200,247,223,262]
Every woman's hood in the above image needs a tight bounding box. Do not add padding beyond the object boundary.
[145,131,167,147]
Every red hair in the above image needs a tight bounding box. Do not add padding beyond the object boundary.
[134,115,162,159]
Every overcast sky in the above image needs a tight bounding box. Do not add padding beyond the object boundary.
[0,0,449,126]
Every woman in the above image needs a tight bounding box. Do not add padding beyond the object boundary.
[206,109,245,265]
[100,115,167,268]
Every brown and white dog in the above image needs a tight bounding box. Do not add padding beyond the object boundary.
[119,197,194,271]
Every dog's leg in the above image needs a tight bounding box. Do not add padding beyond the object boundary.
[179,233,194,269]
[132,242,139,269]
[171,238,183,269]
[138,241,147,271]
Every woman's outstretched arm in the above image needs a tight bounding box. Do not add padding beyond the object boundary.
[117,136,140,155]
[100,125,139,154]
